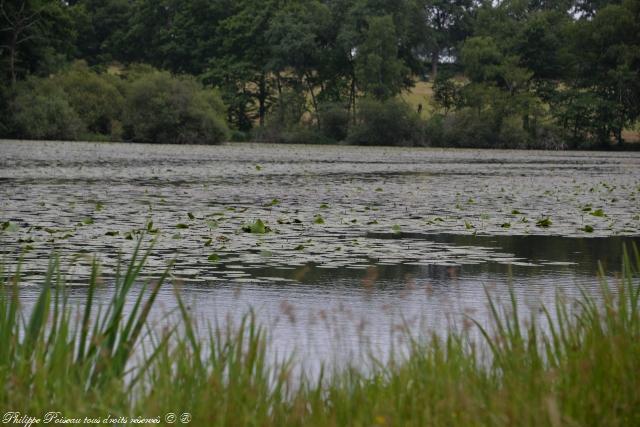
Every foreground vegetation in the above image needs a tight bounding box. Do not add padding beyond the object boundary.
[1,239,639,426]
[1,0,639,148]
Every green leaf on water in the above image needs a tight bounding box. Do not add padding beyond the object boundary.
[207,254,220,263]
[581,225,594,233]
[265,198,280,207]
[1,221,19,232]
[95,201,104,212]
[590,209,605,217]
[188,212,195,220]
[176,223,189,229]
[320,203,329,209]
[367,220,379,225]
[206,220,219,229]
[81,217,94,225]
[501,223,511,228]
[242,219,271,234]
[105,231,119,236]
[294,244,305,251]
[392,224,402,234]
[536,217,552,228]
[464,221,474,230]
[255,164,262,171]
[511,209,521,215]
[375,188,383,192]
[314,215,325,225]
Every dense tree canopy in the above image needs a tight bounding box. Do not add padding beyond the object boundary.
[0,0,638,147]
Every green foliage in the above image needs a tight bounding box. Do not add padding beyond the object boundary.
[432,73,462,114]
[242,219,271,234]
[53,61,125,138]
[0,0,78,84]
[123,70,229,144]
[2,244,640,425]
[1,0,638,148]
[355,15,410,100]
[348,98,424,146]
[319,102,351,142]
[10,77,84,140]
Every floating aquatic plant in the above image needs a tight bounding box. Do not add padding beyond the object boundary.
[242,219,271,234]
[536,217,552,228]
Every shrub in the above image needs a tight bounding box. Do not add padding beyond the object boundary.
[54,61,125,139]
[124,71,229,144]
[11,77,84,140]
[319,102,350,142]
[431,108,567,149]
[438,109,496,148]
[347,98,424,146]
[498,116,533,148]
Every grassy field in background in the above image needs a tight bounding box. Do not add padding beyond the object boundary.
[400,81,435,119]
[1,239,639,426]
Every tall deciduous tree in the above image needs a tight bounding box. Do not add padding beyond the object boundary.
[0,0,75,85]
[355,15,409,100]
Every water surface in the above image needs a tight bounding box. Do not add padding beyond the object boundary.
[1,140,639,371]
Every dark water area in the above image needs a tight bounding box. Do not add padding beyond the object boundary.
[1,140,639,372]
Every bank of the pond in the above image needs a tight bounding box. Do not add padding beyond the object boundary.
[2,243,639,426]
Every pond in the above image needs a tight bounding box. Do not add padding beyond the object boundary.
[1,140,639,373]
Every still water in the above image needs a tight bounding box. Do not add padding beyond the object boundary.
[1,140,639,372]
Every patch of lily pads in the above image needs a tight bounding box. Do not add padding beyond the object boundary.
[1,141,639,284]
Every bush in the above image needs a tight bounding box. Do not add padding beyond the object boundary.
[429,109,566,149]
[319,102,350,142]
[11,77,84,140]
[123,71,229,144]
[437,109,496,148]
[498,116,533,148]
[54,61,125,139]
[347,98,424,146]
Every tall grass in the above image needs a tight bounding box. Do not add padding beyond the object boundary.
[1,241,639,426]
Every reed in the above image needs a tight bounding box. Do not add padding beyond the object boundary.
[1,242,638,426]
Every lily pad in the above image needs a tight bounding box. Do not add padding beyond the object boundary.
[242,219,271,234]
[536,218,552,228]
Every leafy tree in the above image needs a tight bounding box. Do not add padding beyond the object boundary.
[355,15,409,100]
[0,0,76,85]
[71,0,132,64]
[564,0,640,145]
[415,0,474,79]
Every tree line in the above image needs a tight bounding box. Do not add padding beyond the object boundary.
[1,0,639,147]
